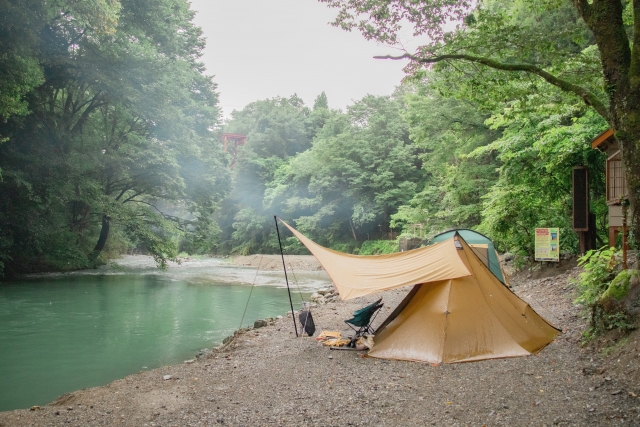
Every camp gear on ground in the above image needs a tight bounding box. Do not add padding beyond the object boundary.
[316,330,341,341]
[344,298,383,338]
[278,218,560,364]
[298,310,316,336]
[356,335,375,350]
[316,330,347,346]
[322,338,351,347]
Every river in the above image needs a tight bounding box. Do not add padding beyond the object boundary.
[0,256,331,412]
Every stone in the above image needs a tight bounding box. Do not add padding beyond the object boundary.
[598,269,640,315]
[163,375,172,380]
[254,319,268,329]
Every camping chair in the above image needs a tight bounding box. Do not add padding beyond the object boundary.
[344,298,384,340]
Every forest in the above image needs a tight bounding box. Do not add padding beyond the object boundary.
[0,0,637,277]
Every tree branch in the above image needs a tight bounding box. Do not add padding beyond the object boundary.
[375,52,609,119]
[130,200,192,228]
[572,0,591,23]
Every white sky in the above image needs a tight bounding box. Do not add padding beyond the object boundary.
[189,0,421,118]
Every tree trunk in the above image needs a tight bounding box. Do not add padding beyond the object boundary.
[90,215,111,261]
[581,0,640,258]
[349,218,357,241]
[612,127,640,255]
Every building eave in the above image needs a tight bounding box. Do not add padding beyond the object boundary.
[591,128,614,150]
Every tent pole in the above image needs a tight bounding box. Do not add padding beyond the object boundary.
[274,216,298,337]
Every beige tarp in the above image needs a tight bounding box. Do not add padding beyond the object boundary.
[280,220,471,300]
[280,219,560,364]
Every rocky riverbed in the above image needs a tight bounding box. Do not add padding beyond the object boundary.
[1,259,639,426]
[230,254,324,272]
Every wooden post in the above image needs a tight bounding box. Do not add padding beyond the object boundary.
[622,204,628,270]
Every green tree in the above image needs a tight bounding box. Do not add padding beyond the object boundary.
[0,0,228,275]
[0,0,121,125]
[476,108,607,254]
[390,79,500,235]
[265,94,424,245]
[313,91,329,110]
[219,95,315,253]
[321,0,640,250]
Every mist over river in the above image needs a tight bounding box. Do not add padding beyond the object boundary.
[0,256,331,412]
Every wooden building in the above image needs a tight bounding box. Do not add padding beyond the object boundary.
[591,129,629,246]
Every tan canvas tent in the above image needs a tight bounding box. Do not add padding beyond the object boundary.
[279,219,560,364]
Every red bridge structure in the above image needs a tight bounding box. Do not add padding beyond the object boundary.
[221,133,246,168]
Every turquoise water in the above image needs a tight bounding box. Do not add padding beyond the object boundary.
[0,258,326,411]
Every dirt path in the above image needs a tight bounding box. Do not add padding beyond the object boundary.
[1,264,639,426]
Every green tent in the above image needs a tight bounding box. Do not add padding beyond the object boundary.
[427,229,507,285]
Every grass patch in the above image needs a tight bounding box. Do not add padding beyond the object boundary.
[601,337,630,357]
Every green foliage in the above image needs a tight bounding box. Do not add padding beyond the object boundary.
[475,102,607,255]
[266,94,423,243]
[329,241,360,254]
[573,247,636,340]
[218,92,421,255]
[321,0,640,253]
[0,0,229,275]
[584,309,636,342]
[313,92,329,110]
[230,209,276,255]
[574,247,618,306]
[391,79,499,236]
[358,240,398,255]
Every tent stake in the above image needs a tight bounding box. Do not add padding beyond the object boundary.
[274,216,298,337]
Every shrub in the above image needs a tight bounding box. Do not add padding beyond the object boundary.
[574,246,618,306]
[574,247,637,340]
[359,240,398,255]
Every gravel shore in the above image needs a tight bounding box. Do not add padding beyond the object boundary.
[230,254,324,272]
[1,260,639,426]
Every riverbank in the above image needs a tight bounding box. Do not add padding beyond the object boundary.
[1,264,639,426]
[229,254,323,271]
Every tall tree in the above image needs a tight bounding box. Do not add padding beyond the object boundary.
[391,79,500,235]
[321,0,640,248]
[220,95,314,253]
[0,0,228,275]
[265,94,424,245]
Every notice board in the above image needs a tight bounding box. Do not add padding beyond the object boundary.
[535,228,560,262]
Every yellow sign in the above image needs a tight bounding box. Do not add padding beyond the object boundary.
[535,228,559,262]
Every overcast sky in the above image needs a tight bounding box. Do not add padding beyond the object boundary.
[188,0,420,118]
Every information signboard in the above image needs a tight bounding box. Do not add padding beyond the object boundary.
[535,228,560,262]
